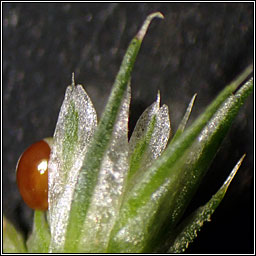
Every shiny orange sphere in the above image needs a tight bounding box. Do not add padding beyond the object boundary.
[16,140,51,211]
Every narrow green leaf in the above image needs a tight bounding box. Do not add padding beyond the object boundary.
[27,211,51,253]
[64,12,164,253]
[3,216,26,253]
[167,154,245,253]
[76,84,130,252]
[171,93,197,143]
[107,72,253,253]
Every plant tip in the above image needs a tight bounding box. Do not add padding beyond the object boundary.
[223,154,246,190]
[157,90,161,106]
[72,72,75,88]
[136,12,164,41]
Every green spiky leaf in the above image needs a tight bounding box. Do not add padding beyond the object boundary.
[167,154,246,253]
[171,93,197,143]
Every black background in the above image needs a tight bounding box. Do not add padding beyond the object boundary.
[2,3,254,253]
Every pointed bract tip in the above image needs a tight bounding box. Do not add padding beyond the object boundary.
[150,11,164,20]
[136,12,164,41]
[72,72,75,88]
[188,93,197,111]
[222,154,246,191]
[156,90,161,106]
[192,93,197,100]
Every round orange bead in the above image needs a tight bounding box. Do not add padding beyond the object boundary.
[16,139,51,211]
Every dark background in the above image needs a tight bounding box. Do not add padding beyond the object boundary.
[2,3,254,253]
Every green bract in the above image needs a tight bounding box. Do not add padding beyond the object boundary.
[4,12,253,253]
